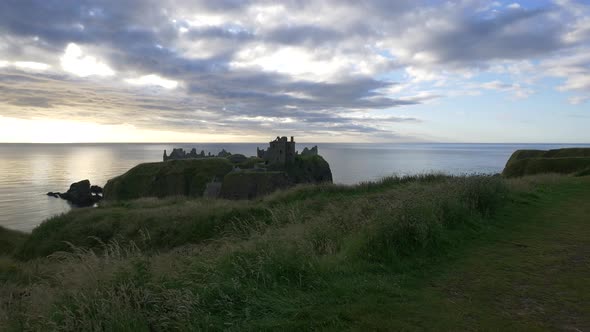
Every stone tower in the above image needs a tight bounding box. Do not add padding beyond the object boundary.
[257,136,296,164]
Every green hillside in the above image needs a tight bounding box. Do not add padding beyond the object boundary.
[503,148,590,177]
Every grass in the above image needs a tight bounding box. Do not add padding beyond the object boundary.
[1,173,589,330]
[0,227,26,256]
[503,147,590,177]
[338,175,590,330]
[506,147,590,164]
[503,156,590,177]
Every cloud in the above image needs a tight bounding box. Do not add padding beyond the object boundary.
[542,47,590,95]
[0,0,588,140]
[125,74,179,89]
[60,43,115,77]
[569,96,589,105]
[507,3,521,10]
[480,80,534,98]
[13,61,50,71]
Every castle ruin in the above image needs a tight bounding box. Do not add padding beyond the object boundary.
[257,136,296,164]
[163,136,319,166]
[163,148,224,161]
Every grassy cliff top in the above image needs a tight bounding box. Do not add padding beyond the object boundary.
[507,147,590,162]
[503,148,590,177]
[104,158,234,201]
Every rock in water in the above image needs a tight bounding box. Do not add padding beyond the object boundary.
[63,180,93,206]
[90,185,103,194]
[48,180,103,207]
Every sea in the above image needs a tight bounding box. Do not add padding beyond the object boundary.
[1,143,588,232]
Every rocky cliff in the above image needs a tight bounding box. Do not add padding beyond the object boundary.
[277,154,333,184]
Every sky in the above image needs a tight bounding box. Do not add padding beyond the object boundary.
[0,0,589,143]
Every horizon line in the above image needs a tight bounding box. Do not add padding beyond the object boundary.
[1,142,590,145]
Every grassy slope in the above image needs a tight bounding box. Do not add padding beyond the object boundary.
[345,176,590,330]
[503,157,590,177]
[2,175,589,330]
[503,148,590,177]
[0,227,26,255]
[506,148,590,164]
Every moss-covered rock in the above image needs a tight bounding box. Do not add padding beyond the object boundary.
[503,148,590,177]
[104,158,234,200]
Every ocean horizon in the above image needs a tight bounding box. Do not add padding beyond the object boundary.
[2,142,589,232]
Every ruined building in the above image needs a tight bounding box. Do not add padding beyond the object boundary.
[163,148,226,161]
[257,136,296,164]
[163,136,317,165]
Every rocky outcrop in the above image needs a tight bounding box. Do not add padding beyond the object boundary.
[300,146,318,156]
[271,155,333,184]
[104,158,234,200]
[90,185,103,195]
[47,180,103,207]
[107,137,333,201]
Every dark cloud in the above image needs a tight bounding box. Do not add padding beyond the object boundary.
[426,8,565,65]
[265,25,346,46]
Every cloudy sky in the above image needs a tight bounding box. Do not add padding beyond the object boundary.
[0,0,588,143]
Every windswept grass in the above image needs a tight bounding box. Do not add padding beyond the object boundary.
[0,227,26,256]
[2,173,587,330]
[17,174,477,260]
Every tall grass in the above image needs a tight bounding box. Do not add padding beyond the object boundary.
[0,227,26,256]
[4,173,561,330]
[15,174,448,260]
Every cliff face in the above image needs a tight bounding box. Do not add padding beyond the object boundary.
[104,158,234,200]
[104,154,333,201]
[281,155,333,184]
[220,171,291,199]
[503,148,590,177]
